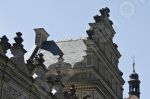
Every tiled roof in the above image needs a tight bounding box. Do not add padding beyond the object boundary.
[39,39,87,68]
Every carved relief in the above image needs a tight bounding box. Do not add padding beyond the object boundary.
[2,85,28,99]
[82,90,93,99]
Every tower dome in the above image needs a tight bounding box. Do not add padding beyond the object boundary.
[129,70,139,80]
[128,60,141,98]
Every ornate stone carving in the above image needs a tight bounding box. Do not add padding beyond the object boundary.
[55,71,62,83]
[33,53,45,66]
[68,85,76,97]
[99,7,110,17]
[86,29,94,39]
[32,53,47,79]
[0,35,11,56]
[26,58,35,74]
[94,15,101,23]
[10,32,29,75]
[10,32,27,58]
[109,20,113,25]
[63,85,78,99]
[14,32,23,47]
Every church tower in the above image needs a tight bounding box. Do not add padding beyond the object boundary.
[128,60,140,98]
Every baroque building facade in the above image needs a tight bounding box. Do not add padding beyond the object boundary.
[0,33,78,99]
[0,7,140,99]
[0,33,54,99]
[33,7,125,99]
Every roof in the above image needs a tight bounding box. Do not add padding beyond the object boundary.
[127,95,139,99]
[41,40,63,55]
[39,39,87,68]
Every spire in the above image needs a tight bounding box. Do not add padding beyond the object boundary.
[132,57,135,72]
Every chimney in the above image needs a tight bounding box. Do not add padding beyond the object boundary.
[34,28,49,47]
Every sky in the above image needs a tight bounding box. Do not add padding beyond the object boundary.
[0,0,149,99]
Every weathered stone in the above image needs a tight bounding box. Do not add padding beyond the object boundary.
[33,53,45,66]
[94,15,101,23]
[99,7,110,17]
[26,58,35,74]
[10,32,29,75]
[86,29,94,39]
[34,28,49,47]
[0,35,11,56]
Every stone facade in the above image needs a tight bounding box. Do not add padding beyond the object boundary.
[38,7,125,99]
[0,33,78,99]
[0,7,126,99]
[0,33,56,99]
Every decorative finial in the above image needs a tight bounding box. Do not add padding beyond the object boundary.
[10,33,29,75]
[11,32,27,53]
[14,32,23,47]
[94,15,101,23]
[0,35,11,55]
[132,56,135,72]
[100,7,110,17]
[86,29,94,39]
[0,35,9,42]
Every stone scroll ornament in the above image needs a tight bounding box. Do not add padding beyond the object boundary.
[0,35,11,56]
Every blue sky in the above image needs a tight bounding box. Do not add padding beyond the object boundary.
[0,0,149,98]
